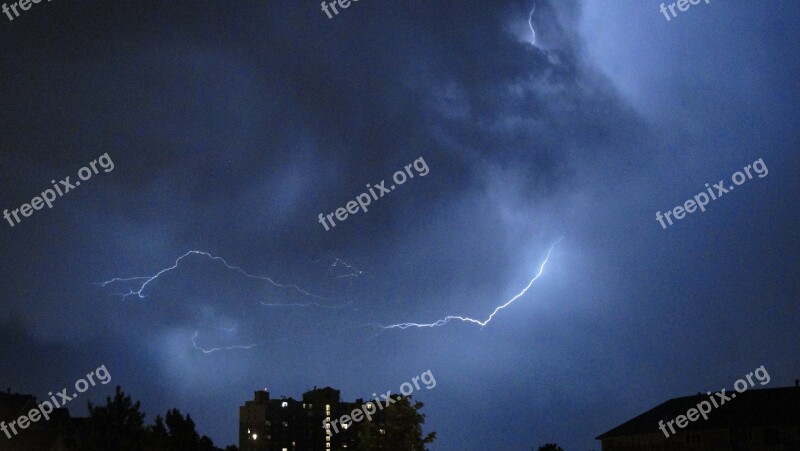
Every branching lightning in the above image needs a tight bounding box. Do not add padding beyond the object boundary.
[98,250,324,300]
[313,256,364,289]
[381,237,562,330]
[101,251,359,353]
[102,238,561,352]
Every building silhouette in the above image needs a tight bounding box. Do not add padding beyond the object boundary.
[240,386,373,451]
[596,383,800,450]
[0,390,81,451]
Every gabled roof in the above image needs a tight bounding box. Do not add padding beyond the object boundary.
[0,392,78,451]
[596,386,800,439]
[0,392,39,419]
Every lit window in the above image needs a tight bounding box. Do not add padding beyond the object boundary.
[380,428,386,435]
[281,401,288,408]
[251,433,258,440]
[247,428,251,434]
[326,444,331,449]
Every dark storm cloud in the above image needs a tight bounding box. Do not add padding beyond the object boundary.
[1,1,798,449]
[0,2,663,449]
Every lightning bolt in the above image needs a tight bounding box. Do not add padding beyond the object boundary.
[313,256,365,289]
[102,239,561,352]
[254,257,363,308]
[528,2,537,45]
[98,250,324,300]
[100,251,360,353]
[191,331,261,354]
[326,256,364,276]
[381,237,562,330]
[260,300,356,310]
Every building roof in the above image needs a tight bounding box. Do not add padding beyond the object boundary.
[596,386,800,439]
[0,391,76,451]
[0,391,38,420]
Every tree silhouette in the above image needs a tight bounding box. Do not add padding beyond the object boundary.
[356,396,436,450]
[148,413,170,450]
[536,444,565,451]
[83,385,146,450]
[155,408,218,451]
[73,385,236,451]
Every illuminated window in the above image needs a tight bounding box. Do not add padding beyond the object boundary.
[326,444,331,449]
[380,428,386,435]
[251,433,258,440]
[325,404,331,413]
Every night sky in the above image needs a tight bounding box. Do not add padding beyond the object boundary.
[1,0,799,449]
